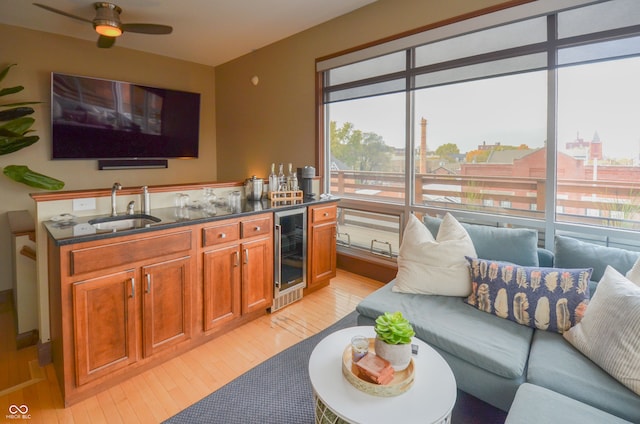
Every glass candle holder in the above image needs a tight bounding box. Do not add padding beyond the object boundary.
[351,335,369,363]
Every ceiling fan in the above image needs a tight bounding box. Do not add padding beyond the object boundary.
[33,2,173,48]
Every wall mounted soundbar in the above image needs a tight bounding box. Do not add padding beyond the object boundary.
[98,159,168,170]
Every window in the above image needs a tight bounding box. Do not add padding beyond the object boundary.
[337,207,400,257]
[557,56,640,230]
[320,0,640,256]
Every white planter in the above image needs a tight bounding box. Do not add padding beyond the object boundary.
[374,337,412,371]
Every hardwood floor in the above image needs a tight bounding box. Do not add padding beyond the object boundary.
[0,269,383,423]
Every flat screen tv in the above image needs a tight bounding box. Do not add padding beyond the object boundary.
[51,72,200,160]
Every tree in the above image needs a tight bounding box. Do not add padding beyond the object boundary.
[465,149,490,163]
[330,121,392,171]
[435,143,460,160]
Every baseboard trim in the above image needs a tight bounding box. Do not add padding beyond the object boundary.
[16,329,39,350]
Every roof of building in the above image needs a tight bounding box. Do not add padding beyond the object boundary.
[486,149,537,163]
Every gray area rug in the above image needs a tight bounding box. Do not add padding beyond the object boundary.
[164,310,506,424]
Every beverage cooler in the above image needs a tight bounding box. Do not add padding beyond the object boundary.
[272,207,307,311]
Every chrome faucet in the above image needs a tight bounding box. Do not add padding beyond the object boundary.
[111,182,122,216]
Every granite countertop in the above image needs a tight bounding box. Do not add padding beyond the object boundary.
[44,196,338,246]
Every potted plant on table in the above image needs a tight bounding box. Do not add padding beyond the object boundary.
[374,311,415,371]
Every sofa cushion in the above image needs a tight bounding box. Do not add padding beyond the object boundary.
[423,215,539,266]
[393,213,477,297]
[356,282,533,379]
[626,257,640,282]
[537,247,554,268]
[464,257,591,334]
[528,330,640,423]
[506,383,633,424]
[554,235,640,283]
[563,266,640,396]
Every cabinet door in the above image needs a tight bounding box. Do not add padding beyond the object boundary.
[203,245,241,331]
[241,237,273,314]
[142,256,191,357]
[72,269,137,386]
[309,221,337,287]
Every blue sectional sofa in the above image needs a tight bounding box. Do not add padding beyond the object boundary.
[355,216,640,423]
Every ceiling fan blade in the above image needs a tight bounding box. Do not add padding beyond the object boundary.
[32,3,93,24]
[97,35,116,48]
[121,23,173,35]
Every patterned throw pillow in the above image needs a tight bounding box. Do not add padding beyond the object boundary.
[464,257,592,334]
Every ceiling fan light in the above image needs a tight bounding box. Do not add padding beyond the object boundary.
[95,24,122,37]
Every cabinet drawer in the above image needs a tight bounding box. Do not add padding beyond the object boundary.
[311,205,337,224]
[70,230,192,276]
[202,222,239,247]
[241,216,271,238]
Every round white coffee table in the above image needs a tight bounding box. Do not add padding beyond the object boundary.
[309,326,456,424]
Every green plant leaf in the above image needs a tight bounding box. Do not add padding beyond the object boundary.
[0,107,34,121]
[374,311,415,344]
[0,86,24,97]
[0,64,16,83]
[0,116,34,135]
[3,165,65,190]
[0,135,39,155]
[0,101,41,108]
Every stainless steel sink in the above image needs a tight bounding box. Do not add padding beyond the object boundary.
[89,214,161,231]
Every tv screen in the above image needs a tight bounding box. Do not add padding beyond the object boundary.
[51,73,200,159]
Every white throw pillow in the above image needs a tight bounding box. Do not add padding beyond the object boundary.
[563,266,640,395]
[625,257,640,285]
[393,213,477,296]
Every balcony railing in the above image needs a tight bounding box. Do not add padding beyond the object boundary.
[331,170,640,230]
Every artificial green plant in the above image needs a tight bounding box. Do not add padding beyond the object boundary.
[374,311,415,345]
[0,63,64,190]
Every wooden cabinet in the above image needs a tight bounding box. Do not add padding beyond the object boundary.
[72,269,137,386]
[46,202,336,406]
[203,222,241,330]
[142,256,191,357]
[307,203,337,293]
[48,228,194,405]
[202,213,273,332]
[72,255,191,386]
[241,236,273,314]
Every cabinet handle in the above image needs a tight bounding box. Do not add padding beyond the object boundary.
[274,224,282,288]
[244,249,249,264]
[254,226,261,232]
[130,277,135,298]
[234,251,239,267]
[324,212,329,217]
[145,273,151,293]
[219,233,226,239]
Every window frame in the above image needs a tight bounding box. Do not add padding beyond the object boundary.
[317,0,640,259]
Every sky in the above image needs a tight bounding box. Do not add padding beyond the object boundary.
[327,56,640,161]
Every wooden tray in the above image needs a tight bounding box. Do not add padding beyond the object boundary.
[341,338,414,397]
